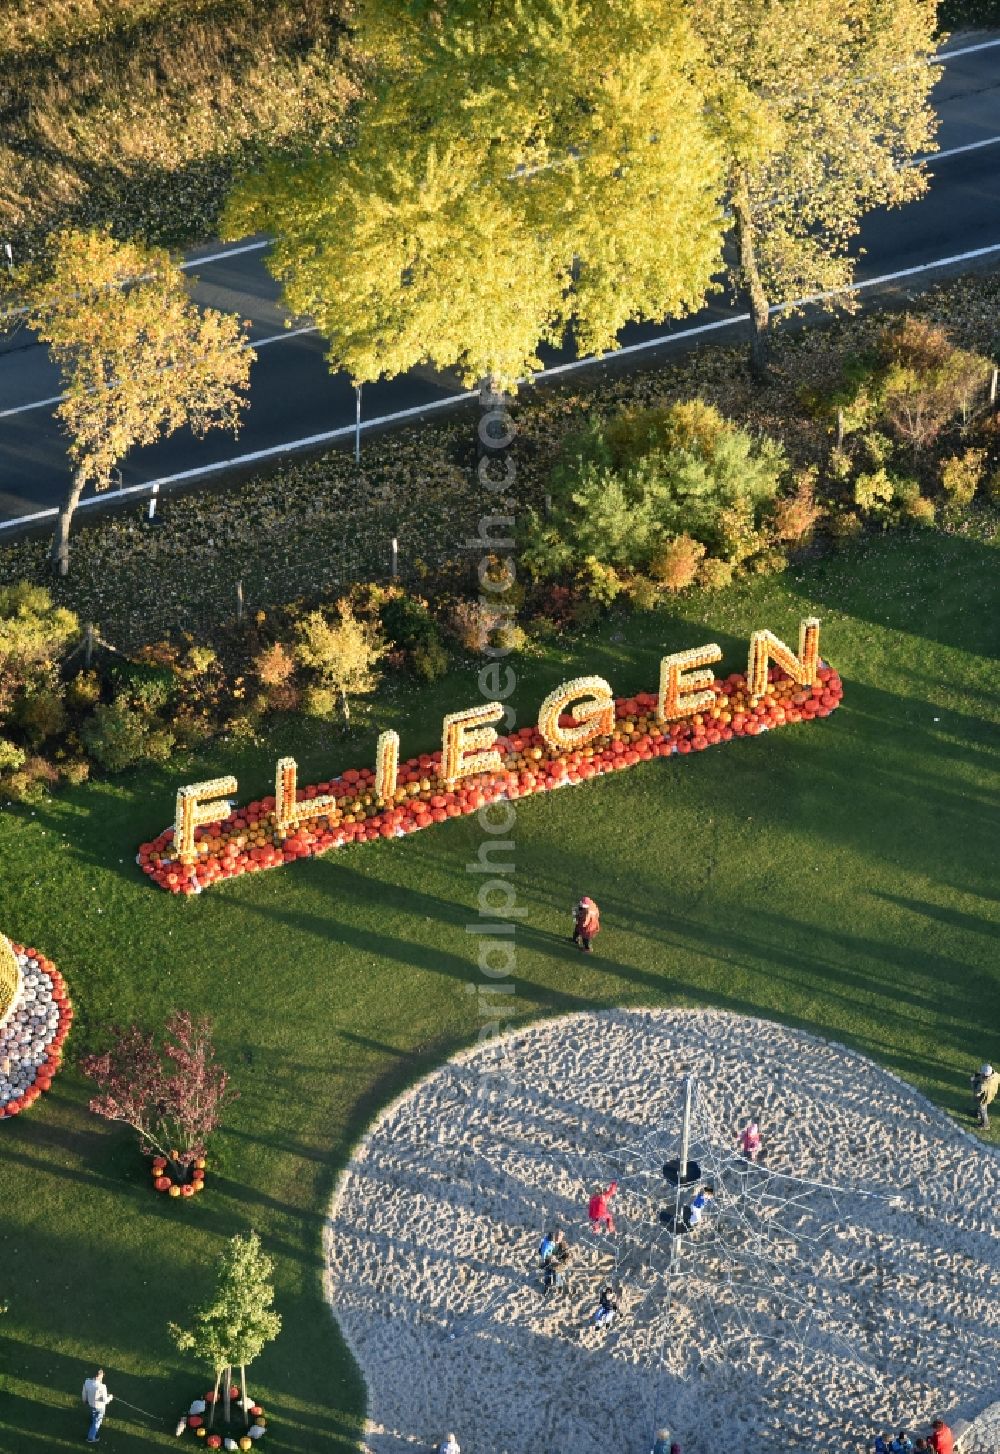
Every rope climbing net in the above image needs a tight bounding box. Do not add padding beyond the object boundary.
[444,1071,896,1443]
[583,1077,894,1435]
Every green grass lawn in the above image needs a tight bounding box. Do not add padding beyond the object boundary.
[1,526,998,1452]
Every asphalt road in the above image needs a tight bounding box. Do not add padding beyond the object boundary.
[1,33,999,527]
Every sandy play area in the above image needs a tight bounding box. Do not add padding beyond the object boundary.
[324,1009,1000,1453]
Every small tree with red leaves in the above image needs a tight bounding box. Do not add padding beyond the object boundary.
[81,1012,234,1179]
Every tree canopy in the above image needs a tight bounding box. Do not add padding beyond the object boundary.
[27,227,253,571]
[170,1231,282,1394]
[692,0,940,370]
[224,0,724,391]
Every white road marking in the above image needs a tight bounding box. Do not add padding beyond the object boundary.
[4,235,1000,532]
[925,133,1000,161]
[179,239,270,271]
[937,36,1000,60]
[250,324,318,349]
[0,324,312,419]
[0,392,66,420]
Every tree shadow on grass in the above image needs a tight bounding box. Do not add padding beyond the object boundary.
[871,890,1000,941]
[784,529,1000,655]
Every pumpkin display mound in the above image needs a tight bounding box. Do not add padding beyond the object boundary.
[139,661,844,894]
[0,934,71,1118]
[151,1153,208,1198]
[179,1388,268,1447]
[326,1008,1000,1454]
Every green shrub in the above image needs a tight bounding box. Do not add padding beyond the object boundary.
[715,498,764,564]
[13,683,67,746]
[0,582,78,717]
[575,557,625,606]
[860,431,895,469]
[827,446,853,484]
[853,469,896,515]
[697,557,734,591]
[528,400,787,582]
[2,755,60,803]
[302,683,339,719]
[60,758,91,787]
[411,639,450,681]
[81,697,175,772]
[750,547,789,576]
[185,646,217,675]
[903,493,936,527]
[0,737,26,772]
[108,659,176,714]
[65,669,101,710]
[380,592,438,653]
[939,448,985,507]
[625,575,661,613]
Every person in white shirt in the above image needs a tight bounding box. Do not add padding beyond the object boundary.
[437,1434,460,1454]
[82,1368,113,1444]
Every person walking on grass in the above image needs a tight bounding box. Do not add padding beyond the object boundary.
[82,1368,113,1444]
[971,1063,999,1128]
[572,895,601,953]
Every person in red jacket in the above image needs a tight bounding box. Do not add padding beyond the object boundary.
[928,1419,953,1454]
[573,896,601,952]
[588,1180,618,1233]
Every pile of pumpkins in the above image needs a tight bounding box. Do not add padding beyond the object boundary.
[139,665,843,895]
[183,1388,268,1446]
[150,1153,207,1198]
[0,943,72,1118]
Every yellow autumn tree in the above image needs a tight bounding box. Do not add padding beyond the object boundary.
[223,0,724,400]
[691,0,940,374]
[27,228,254,574]
[293,602,386,726]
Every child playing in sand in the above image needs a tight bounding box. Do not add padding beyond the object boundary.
[588,1181,618,1233]
[682,1184,715,1232]
[927,1419,954,1454]
[591,1284,620,1329]
[738,1121,762,1161]
[890,1432,914,1454]
[650,1430,671,1454]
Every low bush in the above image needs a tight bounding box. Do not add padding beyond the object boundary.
[649,534,705,592]
[939,448,985,507]
[522,399,788,596]
[81,697,175,773]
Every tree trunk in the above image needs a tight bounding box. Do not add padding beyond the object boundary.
[477,374,511,459]
[241,1364,248,1427]
[50,467,87,577]
[731,172,772,381]
[208,1367,223,1428]
[223,1364,232,1425]
[340,688,351,728]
